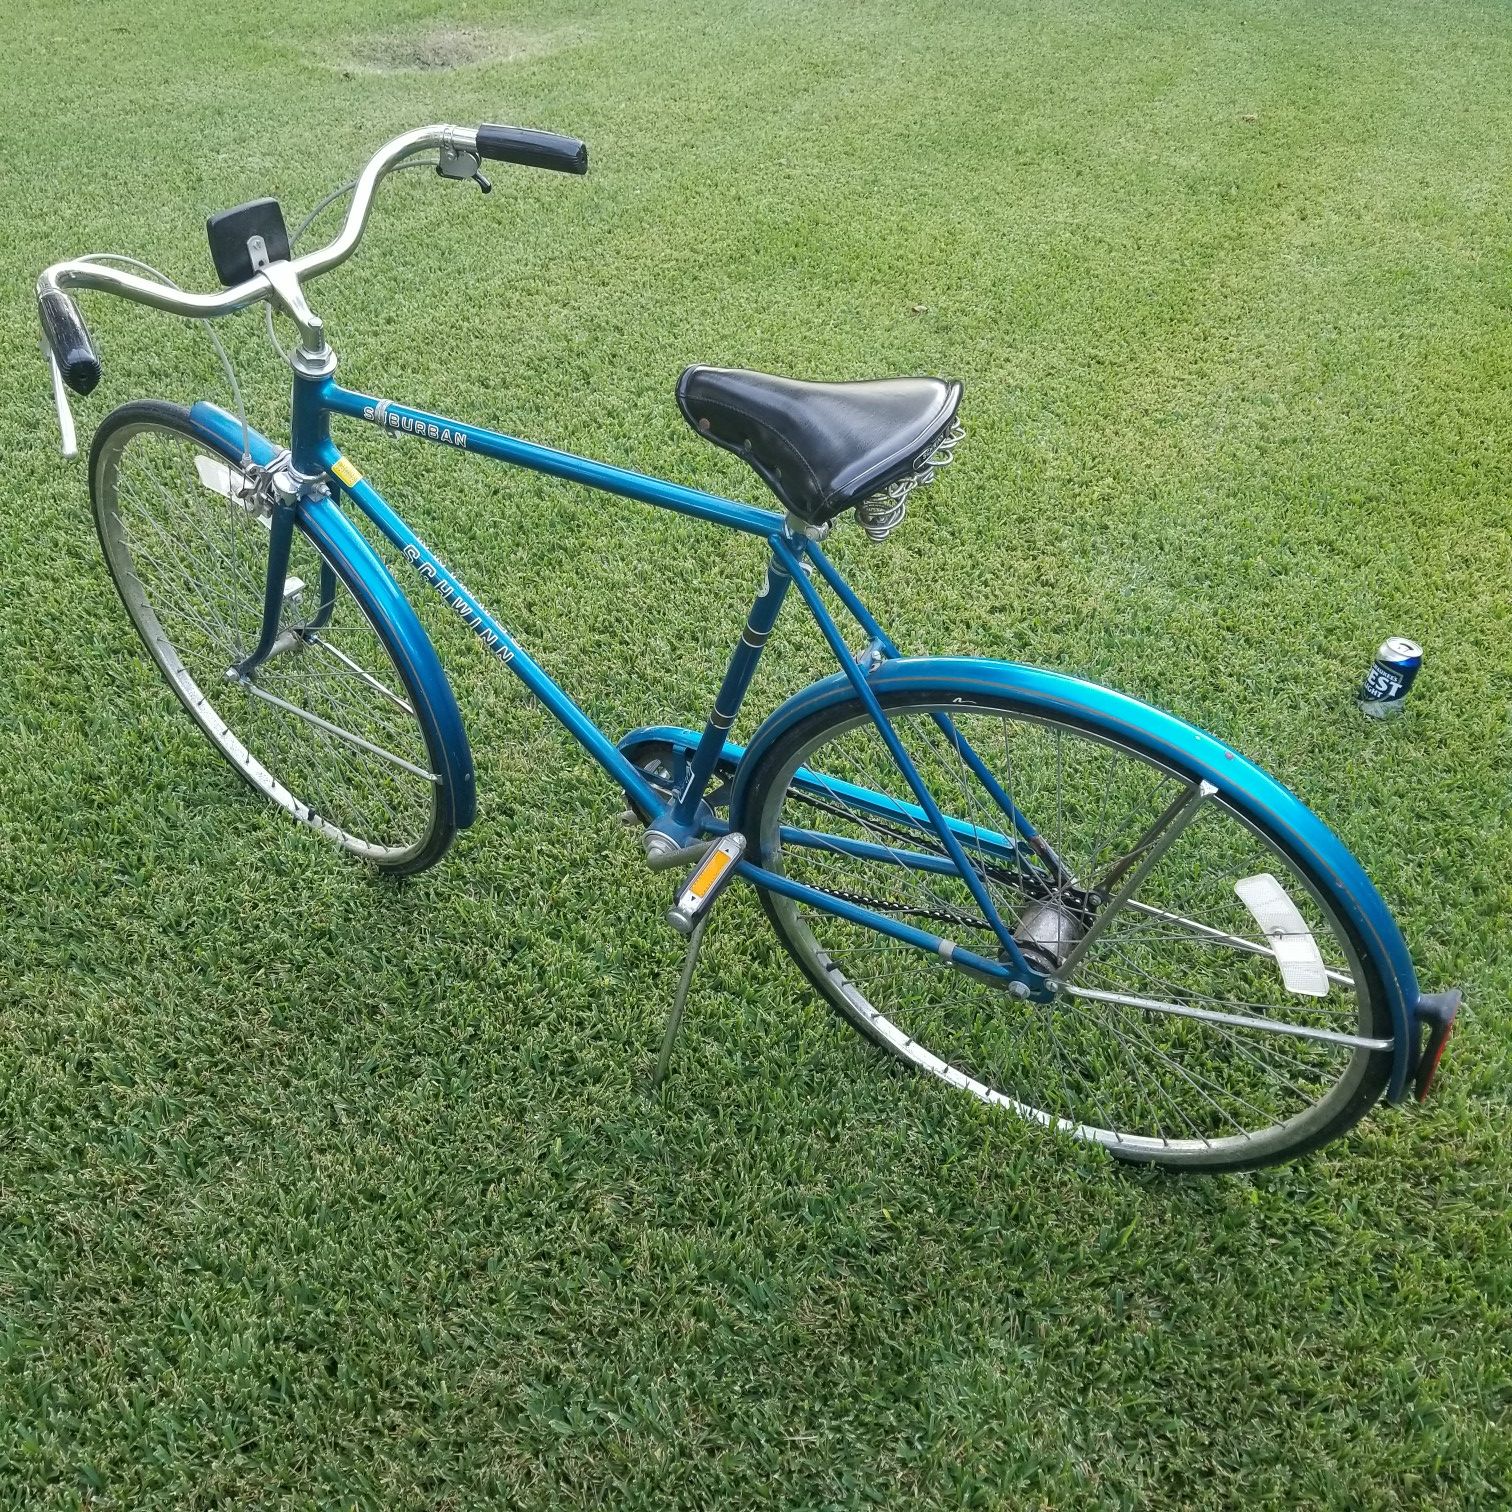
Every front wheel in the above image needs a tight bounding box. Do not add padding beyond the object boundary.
[91,400,461,874]
[741,681,1396,1171]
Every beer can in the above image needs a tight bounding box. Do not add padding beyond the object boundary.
[1357,637,1422,719]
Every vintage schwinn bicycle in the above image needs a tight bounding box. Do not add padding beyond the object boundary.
[37,123,1459,1171]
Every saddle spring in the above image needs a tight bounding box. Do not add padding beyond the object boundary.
[853,419,965,542]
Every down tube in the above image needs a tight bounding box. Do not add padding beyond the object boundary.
[316,453,663,817]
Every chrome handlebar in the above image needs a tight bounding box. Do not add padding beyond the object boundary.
[35,125,484,454]
[38,125,476,324]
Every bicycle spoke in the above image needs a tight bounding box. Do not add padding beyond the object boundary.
[96,419,445,866]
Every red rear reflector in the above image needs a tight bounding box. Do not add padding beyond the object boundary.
[1412,990,1461,1102]
[1415,1023,1454,1102]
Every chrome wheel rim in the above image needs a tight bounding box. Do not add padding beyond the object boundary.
[94,422,440,863]
[754,699,1387,1165]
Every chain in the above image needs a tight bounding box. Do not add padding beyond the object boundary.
[821,887,995,932]
[785,784,1062,899]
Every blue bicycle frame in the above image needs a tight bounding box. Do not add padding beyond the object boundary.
[189,369,1043,991]
[186,362,1445,1098]
[40,111,1456,1133]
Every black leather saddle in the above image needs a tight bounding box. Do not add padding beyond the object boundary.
[677,366,963,527]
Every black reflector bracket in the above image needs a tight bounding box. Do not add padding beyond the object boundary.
[207,198,291,287]
[1412,989,1461,1101]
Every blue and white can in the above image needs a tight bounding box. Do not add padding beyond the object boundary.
[1358,636,1422,719]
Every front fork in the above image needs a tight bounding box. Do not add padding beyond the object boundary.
[231,484,338,680]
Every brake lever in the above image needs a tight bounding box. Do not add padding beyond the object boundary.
[42,339,78,459]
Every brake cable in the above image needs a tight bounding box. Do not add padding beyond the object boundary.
[67,156,476,459]
[71,252,253,466]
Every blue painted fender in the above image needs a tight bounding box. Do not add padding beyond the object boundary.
[728,656,1420,1100]
[185,401,476,832]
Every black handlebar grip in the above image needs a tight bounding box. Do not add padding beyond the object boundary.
[38,289,102,396]
[475,125,587,175]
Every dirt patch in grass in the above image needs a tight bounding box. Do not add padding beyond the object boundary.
[335,22,583,75]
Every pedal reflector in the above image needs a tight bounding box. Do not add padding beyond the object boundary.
[668,833,746,936]
[1234,873,1329,998]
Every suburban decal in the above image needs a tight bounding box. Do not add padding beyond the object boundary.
[361,403,467,448]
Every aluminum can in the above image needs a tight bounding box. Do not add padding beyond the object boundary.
[1358,636,1422,719]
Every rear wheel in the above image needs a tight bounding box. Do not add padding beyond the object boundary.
[742,687,1394,1171]
[91,401,457,874]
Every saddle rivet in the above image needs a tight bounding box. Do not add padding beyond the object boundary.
[698,418,711,432]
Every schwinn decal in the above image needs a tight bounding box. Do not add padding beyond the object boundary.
[362,404,468,448]
[402,543,513,662]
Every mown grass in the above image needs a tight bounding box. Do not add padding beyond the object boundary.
[2,0,1510,1505]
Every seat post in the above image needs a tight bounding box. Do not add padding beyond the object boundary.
[657,542,794,842]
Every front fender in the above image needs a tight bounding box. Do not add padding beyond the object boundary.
[186,400,283,467]
[730,656,1419,1098]
[186,401,476,832]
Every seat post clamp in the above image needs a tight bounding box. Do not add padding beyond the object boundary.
[783,513,830,542]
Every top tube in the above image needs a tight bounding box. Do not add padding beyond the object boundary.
[313,376,788,539]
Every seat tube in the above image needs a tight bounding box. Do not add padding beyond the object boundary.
[667,544,794,832]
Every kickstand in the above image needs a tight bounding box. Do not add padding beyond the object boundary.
[651,915,709,1090]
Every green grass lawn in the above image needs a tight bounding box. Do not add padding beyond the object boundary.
[3,0,1511,1504]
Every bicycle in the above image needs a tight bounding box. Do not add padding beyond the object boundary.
[37,122,1460,1171]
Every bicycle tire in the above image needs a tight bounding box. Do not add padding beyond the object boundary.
[91,399,464,875]
[739,675,1396,1171]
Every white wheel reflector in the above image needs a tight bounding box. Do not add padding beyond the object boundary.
[1235,873,1329,997]
[195,454,268,529]
[194,453,243,497]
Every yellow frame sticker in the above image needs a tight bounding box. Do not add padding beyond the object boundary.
[330,456,362,488]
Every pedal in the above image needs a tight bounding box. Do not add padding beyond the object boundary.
[666,833,746,936]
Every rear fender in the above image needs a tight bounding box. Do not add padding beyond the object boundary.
[729,656,1420,1099]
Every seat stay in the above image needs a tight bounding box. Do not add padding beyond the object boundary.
[771,532,1032,970]
[804,541,1072,884]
